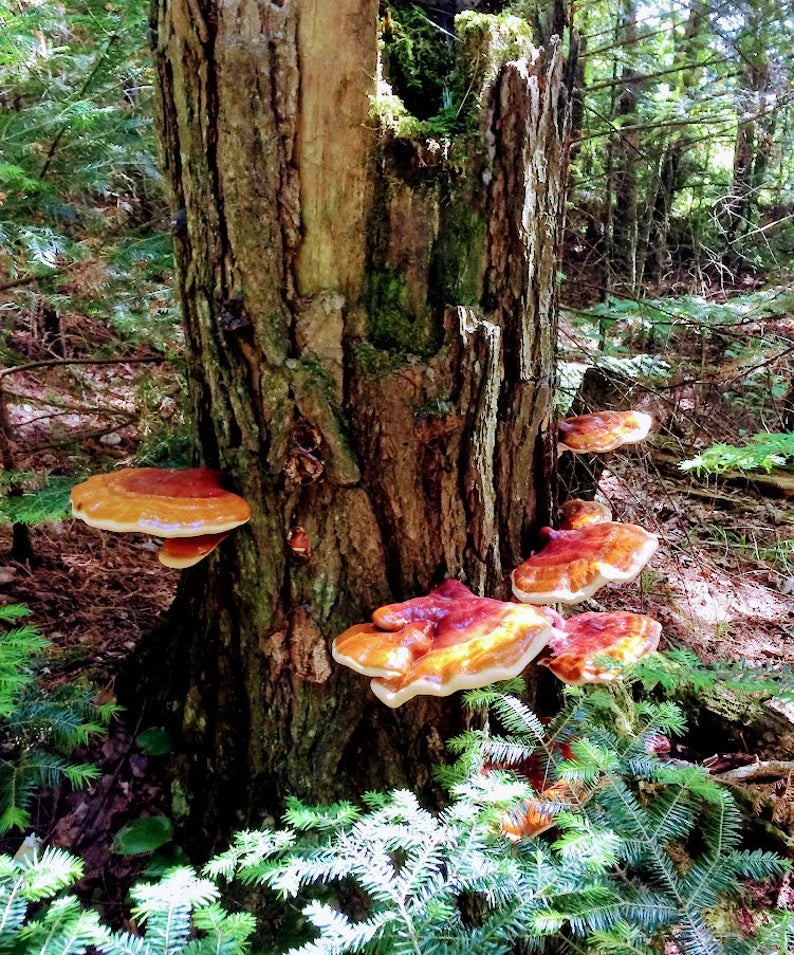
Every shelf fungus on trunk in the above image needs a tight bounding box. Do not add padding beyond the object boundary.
[331,580,563,708]
[70,468,250,568]
[158,532,231,568]
[540,610,662,685]
[558,498,613,530]
[558,410,652,454]
[511,522,658,605]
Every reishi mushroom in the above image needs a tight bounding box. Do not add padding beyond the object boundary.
[511,522,658,605]
[558,410,652,454]
[71,468,251,536]
[500,780,586,841]
[539,610,661,685]
[558,498,613,530]
[70,467,250,568]
[158,533,230,569]
[331,580,563,708]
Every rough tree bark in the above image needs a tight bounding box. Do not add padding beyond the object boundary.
[144,0,574,840]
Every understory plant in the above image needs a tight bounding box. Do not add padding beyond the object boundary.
[207,679,791,955]
[4,674,790,955]
[680,431,794,475]
[0,604,117,832]
[0,847,255,955]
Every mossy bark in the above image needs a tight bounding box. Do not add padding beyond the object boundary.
[147,0,573,841]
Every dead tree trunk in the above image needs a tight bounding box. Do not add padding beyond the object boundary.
[142,0,574,840]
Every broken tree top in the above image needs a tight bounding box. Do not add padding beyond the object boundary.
[332,580,562,708]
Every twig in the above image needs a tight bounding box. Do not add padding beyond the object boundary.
[0,356,166,382]
[714,760,794,783]
[0,273,59,293]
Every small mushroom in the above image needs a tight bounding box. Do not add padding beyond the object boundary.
[558,498,612,531]
[158,533,230,568]
[332,580,562,708]
[540,610,661,685]
[558,410,652,454]
[287,526,311,561]
[500,780,586,841]
[511,522,658,605]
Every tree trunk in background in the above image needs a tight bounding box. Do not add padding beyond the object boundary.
[638,0,709,288]
[723,0,773,267]
[145,0,573,841]
[607,0,640,293]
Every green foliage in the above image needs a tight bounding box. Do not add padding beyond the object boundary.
[629,647,794,701]
[570,290,794,356]
[0,847,256,955]
[0,0,178,364]
[382,3,456,121]
[113,816,174,856]
[680,432,794,475]
[0,471,75,525]
[136,727,173,756]
[205,683,789,955]
[569,0,794,280]
[0,682,789,954]
[0,605,118,833]
[0,0,156,229]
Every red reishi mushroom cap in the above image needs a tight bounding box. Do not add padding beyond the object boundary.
[541,610,662,685]
[331,621,435,680]
[287,526,311,561]
[558,498,613,531]
[332,580,562,708]
[70,468,251,538]
[158,532,230,569]
[558,410,652,454]
[511,522,658,605]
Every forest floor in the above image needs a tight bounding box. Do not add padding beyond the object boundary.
[1,280,794,921]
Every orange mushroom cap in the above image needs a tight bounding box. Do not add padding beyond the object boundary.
[511,522,658,605]
[332,580,562,708]
[541,610,662,685]
[500,780,586,841]
[70,468,251,538]
[558,410,652,454]
[158,532,230,569]
[287,526,311,561]
[332,620,435,680]
[558,498,613,531]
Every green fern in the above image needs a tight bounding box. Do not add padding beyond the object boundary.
[0,474,76,526]
[0,606,118,834]
[680,432,794,475]
[0,683,788,955]
[631,648,794,702]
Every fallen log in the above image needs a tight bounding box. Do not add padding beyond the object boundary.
[652,449,794,499]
